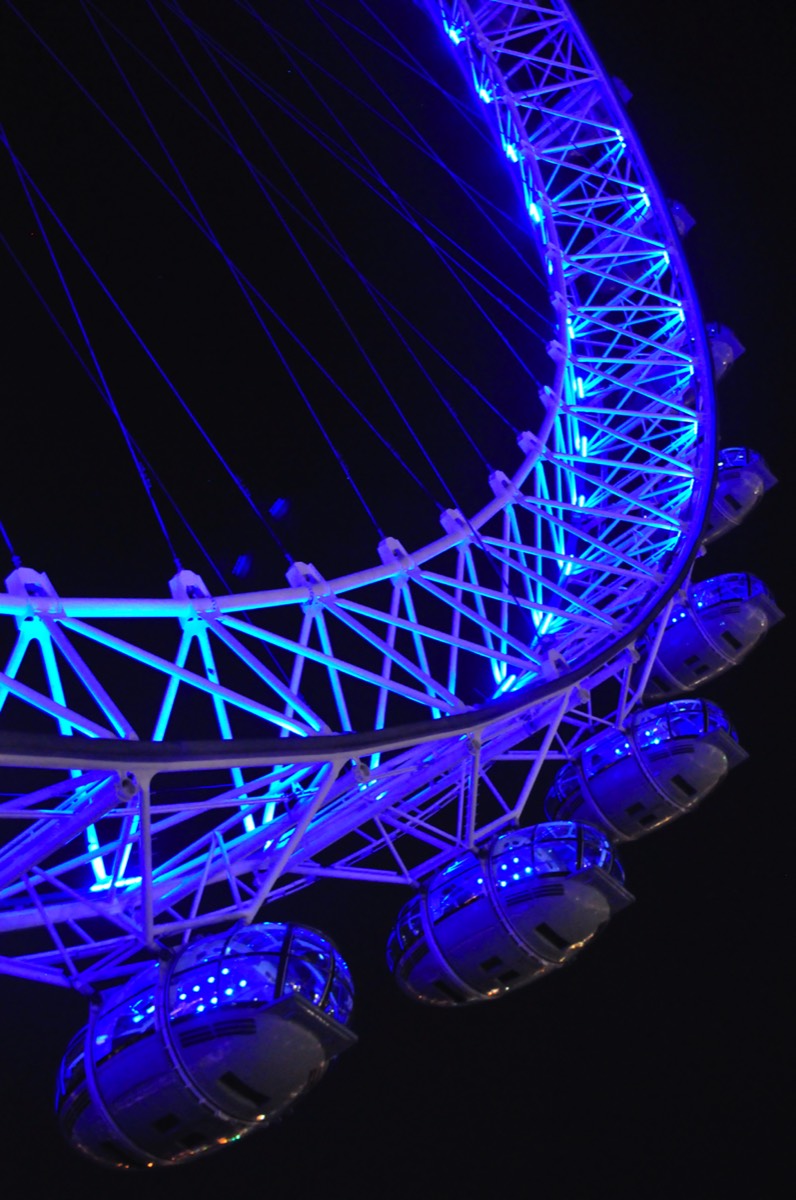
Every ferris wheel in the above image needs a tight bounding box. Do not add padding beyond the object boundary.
[0,0,779,1170]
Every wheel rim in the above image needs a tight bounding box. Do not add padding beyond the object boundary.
[0,0,717,990]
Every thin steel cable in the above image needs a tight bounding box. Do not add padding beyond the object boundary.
[53,0,528,438]
[2,124,183,573]
[168,0,491,474]
[6,2,540,643]
[2,226,297,686]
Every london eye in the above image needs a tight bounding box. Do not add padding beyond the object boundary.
[0,0,786,1187]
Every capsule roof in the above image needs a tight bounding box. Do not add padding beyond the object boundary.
[690,573,771,611]
[630,698,738,743]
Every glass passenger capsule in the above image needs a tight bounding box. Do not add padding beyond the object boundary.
[668,198,695,237]
[704,448,777,543]
[706,323,745,379]
[641,573,783,699]
[387,823,632,1007]
[545,699,747,841]
[56,923,355,1170]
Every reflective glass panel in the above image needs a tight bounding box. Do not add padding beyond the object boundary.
[93,968,159,1062]
[58,1027,88,1101]
[397,897,424,952]
[703,700,735,736]
[428,855,485,923]
[691,573,768,612]
[327,952,355,1023]
[547,761,583,811]
[717,447,749,469]
[581,729,633,778]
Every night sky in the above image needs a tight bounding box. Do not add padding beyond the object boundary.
[0,2,790,1196]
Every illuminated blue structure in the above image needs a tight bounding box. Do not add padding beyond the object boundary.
[705,448,777,543]
[0,0,725,996]
[56,924,355,1169]
[0,0,779,1166]
[707,323,745,379]
[641,574,783,699]
[387,823,632,1005]
[545,700,747,840]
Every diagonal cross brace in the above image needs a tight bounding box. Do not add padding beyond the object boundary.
[0,772,137,891]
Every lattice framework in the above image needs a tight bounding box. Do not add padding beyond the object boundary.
[0,0,715,990]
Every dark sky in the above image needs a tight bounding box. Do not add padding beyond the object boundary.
[0,2,790,1196]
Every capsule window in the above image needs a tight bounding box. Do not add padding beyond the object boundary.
[178,1028,216,1049]
[725,493,743,511]
[671,773,697,797]
[535,923,570,950]
[625,801,645,815]
[479,955,503,972]
[721,630,743,651]
[219,1071,270,1107]
[638,812,659,827]
[434,979,466,1003]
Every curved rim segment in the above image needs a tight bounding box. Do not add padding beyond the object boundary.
[0,0,718,982]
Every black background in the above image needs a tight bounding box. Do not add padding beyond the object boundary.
[0,2,791,1197]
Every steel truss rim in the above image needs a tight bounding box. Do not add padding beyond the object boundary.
[0,0,719,985]
[0,0,716,744]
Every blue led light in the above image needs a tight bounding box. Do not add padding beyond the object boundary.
[492,672,518,698]
[89,875,142,894]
